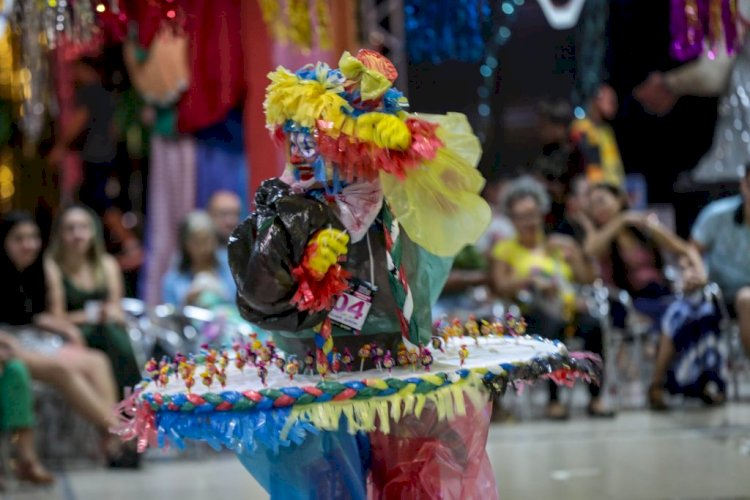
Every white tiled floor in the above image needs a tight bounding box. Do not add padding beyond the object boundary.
[4,404,750,500]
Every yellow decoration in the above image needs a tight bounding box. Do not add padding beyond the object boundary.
[339,51,393,101]
[280,372,490,440]
[380,113,491,257]
[287,0,313,50]
[306,228,349,278]
[265,66,412,150]
[315,0,333,50]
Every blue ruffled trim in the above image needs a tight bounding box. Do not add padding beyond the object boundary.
[156,408,319,454]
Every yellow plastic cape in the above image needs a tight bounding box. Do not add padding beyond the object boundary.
[380,112,491,257]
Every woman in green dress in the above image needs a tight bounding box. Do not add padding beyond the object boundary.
[0,337,54,485]
[46,206,140,398]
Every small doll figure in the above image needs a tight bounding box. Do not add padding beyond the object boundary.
[406,348,419,371]
[341,347,354,372]
[257,361,268,386]
[451,318,465,338]
[266,340,277,359]
[286,356,300,381]
[259,347,272,363]
[145,358,159,381]
[516,317,528,336]
[480,320,492,337]
[458,345,469,367]
[372,343,384,371]
[304,350,315,375]
[234,348,247,373]
[396,345,409,366]
[184,371,195,392]
[465,315,480,345]
[205,349,218,365]
[201,370,213,389]
[358,344,372,372]
[505,312,518,336]
[245,344,258,367]
[420,348,433,372]
[316,349,330,378]
[331,348,341,374]
[273,355,286,374]
[492,320,505,337]
[158,364,170,387]
[382,350,395,374]
[219,350,230,371]
[431,336,445,353]
[216,368,227,388]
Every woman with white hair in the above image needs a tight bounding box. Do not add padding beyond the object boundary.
[490,176,613,419]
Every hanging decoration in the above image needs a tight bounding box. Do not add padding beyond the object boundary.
[475,0,526,144]
[257,0,333,52]
[536,0,587,30]
[404,0,491,64]
[572,0,607,109]
[670,0,740,61]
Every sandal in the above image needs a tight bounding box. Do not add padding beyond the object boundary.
[546,402,569,421]
[648,384,669,412]
[587,400,616,418]
[14,459,55,486]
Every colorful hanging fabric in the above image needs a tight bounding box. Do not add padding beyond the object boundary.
[404,0,490,64]
[257,0,333,52]
[670,0,740,61]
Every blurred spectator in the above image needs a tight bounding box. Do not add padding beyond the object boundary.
[0,212,121,442]
[649,255,725,409]
[554,175,594,243]
[0,343,53,485]
[691,166,750,356]
[583,183,702,329]
[490,176,612,419]
[46,206,141,398]
[530,99,578,228]
[570,84,626,187]
[208,190,243,246]
[162,211,235,307]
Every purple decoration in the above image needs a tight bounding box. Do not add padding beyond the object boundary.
[671,0,740,60]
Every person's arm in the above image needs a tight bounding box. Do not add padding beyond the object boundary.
[549,235,596,285]
[102,255,126,324]
[41,259,86,344]
[642,216,692,257]
[489,258,532,301]
[583,214,626,258]
[663,45,733,97]
[442,270,489,294]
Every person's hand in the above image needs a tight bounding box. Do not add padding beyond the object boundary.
[547,235,578,263]
[634,72,678,116]
[0,331,20,358]
[305,228,349,279]
[101,303,126,325]
[62,325,86,346]
[531,276,558,297]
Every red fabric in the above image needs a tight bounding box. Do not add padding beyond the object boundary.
[242,0,278,204]
[368,401,499,500]
[126,0,245,133]
[290,243,350,313]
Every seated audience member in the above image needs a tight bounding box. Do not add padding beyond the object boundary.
[649,255,725,409]
[691,165,750,356]
[583,183,701,329]
[207,190,243,247]
[570,84,626,187]
[207,190,242,296]
[162,211,235,307]
[46,206,141,398]
[0,212,122,458]
[0,339,53,485]
[490,176,613,419]
[555,175,594,243]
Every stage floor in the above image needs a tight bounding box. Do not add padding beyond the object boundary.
[6,402,750,500]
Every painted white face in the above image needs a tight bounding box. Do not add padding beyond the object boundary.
[536,0,587,30]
